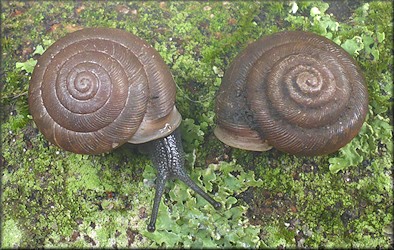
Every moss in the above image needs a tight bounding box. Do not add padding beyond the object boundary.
[2,219,23,247]
[1,0,392,248]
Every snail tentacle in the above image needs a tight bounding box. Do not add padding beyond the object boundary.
[146,128,221,232]
[28,28,221,233]
[147,172,167,232]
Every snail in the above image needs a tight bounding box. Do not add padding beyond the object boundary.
[214,31,368,156]
[28,27,221,232]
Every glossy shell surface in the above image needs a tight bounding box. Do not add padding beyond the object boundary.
[215,31,368,156]
[29,28,181,154]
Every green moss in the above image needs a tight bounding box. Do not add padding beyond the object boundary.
[142,161,263,248]
[2,219,23,248]
[1,1,392,248]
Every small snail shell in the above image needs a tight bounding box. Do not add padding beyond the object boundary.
[215,31,368,156]
[28,28,221,232]
[29,27,181,154]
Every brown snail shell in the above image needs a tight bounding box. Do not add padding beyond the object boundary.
[28,28,221,232]
[29,28,181,154]
[215,31,368,156]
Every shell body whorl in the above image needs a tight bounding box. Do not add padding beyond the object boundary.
[29,28,181,154]
[215,31,368,156]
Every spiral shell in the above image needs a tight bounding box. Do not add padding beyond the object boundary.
[215,31,368,156]
[29,28,181,154]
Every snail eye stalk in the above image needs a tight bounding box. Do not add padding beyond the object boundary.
[146,129,221,232]
[28,27,221,233]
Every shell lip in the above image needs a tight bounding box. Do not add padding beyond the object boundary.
[128,106,182,144]
[214,30,368,155]
[213,126,272,152]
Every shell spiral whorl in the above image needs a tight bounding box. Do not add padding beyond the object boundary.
[29,28,179,154]
[215,31,368,156]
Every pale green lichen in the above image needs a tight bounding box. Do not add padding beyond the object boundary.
[2,219,23,248]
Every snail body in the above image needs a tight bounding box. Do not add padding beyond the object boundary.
[28,28,221,232]
[215,31,368,156]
